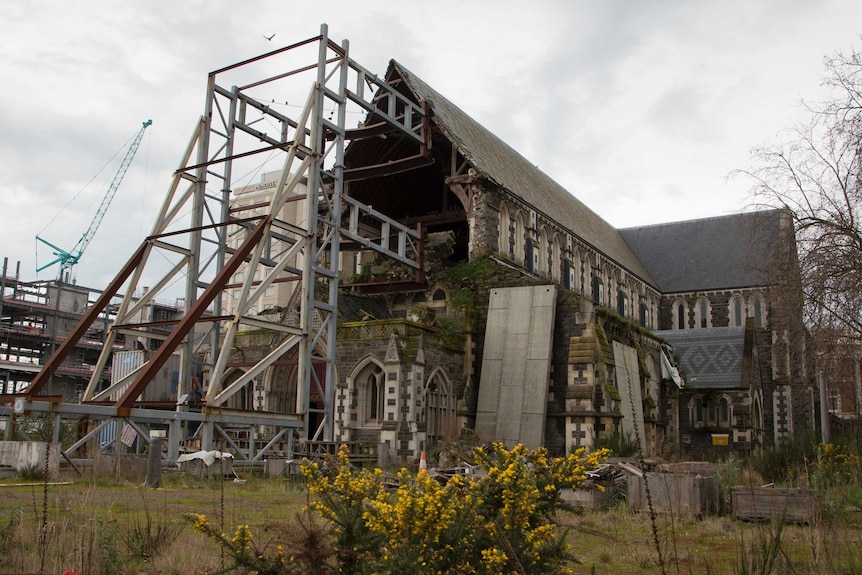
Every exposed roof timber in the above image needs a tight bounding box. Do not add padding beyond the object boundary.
[398,209,467,227]
[346,116,415,141]
[344,153,435,182]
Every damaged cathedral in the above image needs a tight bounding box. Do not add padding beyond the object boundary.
[8,30,814,468]
[227,60,812,464]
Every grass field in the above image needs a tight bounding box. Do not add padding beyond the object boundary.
[2,468,862,574]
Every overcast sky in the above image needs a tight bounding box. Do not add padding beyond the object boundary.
[1,1,860,290]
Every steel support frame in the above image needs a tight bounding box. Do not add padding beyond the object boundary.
[21,24,427,459]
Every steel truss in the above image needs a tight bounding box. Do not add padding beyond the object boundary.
[18,24,428,462]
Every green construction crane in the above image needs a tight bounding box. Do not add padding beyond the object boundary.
[36,119,152,282]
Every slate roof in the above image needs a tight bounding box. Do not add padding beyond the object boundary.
[656,327,747,389]
[337,292,392,323]
[392,61,657,288]
[618,210,783,293]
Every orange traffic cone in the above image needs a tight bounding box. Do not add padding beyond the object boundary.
[419,451,427,473]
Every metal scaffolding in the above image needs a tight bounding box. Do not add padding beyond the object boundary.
[18,24,428,462]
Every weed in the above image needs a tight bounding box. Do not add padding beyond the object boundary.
[121,489,185,559]
[17,463,46,480]
[735,518,790,575]
[751,431,819,485]
[715,452,742,515]
[96,519,122,575]
[0,510,20,557]
[593,429,639,457]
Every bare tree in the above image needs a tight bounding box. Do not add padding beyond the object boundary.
[741,46,862,340]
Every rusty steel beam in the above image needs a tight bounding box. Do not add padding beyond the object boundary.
[114,218,269,412]
[26,242,148,398]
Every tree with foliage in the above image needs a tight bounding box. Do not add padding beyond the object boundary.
[741,46,862,341]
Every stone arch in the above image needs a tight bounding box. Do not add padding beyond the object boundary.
[749,293,766,328]
[694,296,712,328]
[573,247,583,292]
[729,294,745,327]
[264,360,298,414]
[347,355,386,427]
[551,233,562,282]
[538,226,549,276]
[422,367,457,447]
[514,211,526,266]
[753,394,763,430]
[430,285,449,316]
[717,394,732,428]
[673,298,688,330]
[222,367,255,411]
[499,201,511,257]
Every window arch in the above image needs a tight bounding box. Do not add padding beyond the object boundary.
[718,396,730,428]
[573,249,582,292]
[692,396,704,426]
[422,368,456,447]
[551,234,561,281]
[351,359,385,426]
[606,268,615,309]
[729,295,745,327]
[617,289,626,317]
[750,294,765,327]
[591,273,601,304]
[538,228,549,276]
[499,202,511,257]
[753,396,763,430]
[694,298,711,328]
[430,287,448,315]
[514,212,526,266]
[673,299,688,330]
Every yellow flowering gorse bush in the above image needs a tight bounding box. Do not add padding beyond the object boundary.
[302,442,608,574]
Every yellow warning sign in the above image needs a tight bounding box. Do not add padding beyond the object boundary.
[711,434,729,446]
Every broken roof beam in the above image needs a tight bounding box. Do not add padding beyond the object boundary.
[343,153,434,182]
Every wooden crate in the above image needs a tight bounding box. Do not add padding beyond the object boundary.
[731,486,818,523]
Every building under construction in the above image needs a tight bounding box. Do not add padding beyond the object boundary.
[0,25,817,472]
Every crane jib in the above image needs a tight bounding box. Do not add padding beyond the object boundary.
[35,119,152,281]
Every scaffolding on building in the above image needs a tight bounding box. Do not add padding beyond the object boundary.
[8,24,428,465]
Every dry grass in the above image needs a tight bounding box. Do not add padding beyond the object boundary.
[0,470,307,574]
[2,470,862,574]
[561,505,862,574]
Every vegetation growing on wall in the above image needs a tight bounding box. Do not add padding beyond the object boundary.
[438,255,498,312]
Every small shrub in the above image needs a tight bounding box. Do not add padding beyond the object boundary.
[752,431,819,485]
[122,512,184,560]
[715,452,742,515]
[593,430,639,458]
[17,463,46,480]
[186,515,296,575]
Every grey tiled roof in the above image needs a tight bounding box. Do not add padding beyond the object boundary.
[619,210,782,293]
[393,61,657,288]
[656,327,746,389]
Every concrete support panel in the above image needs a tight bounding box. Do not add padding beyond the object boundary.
[613,341,647,453]
[475,285,556,448]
